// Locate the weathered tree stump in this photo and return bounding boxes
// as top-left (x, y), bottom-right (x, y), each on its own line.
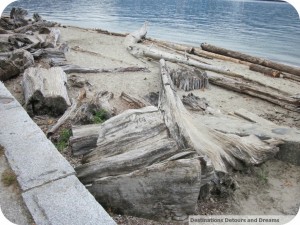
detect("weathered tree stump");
top-left (170, 68), bottom-right (209, 91)
top-left (0, 49), bottom-right (34, 81)
top-left (22, 67), bottom-right (71, 116)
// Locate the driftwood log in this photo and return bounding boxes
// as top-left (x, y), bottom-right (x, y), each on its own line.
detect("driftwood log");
top-left (201, 43), bottom-right (300, 77)
top-left (208, 73), bottom-right (300, 112)
top-left (0, 49), bottom-right (34, 81)
top-left (22, 67), bottom-right (71, 116)
top-left (126, 24), bottom-right (299, 112)
top-left (61, 65), bottom-right (150, 74)
top-left (249, 64), bottom-right (281, 78)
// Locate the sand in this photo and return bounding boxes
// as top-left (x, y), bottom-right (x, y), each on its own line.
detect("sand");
top-left (3, 25), bottom-right (300, 224)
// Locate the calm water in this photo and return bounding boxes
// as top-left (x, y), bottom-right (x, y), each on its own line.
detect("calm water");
top-left (4, 0), bottom-right (300, 66)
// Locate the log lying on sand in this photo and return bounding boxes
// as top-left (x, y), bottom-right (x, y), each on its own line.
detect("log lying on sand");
top-left (76, 106), bottom-right (201, 220)
top-left (70, 124), bottom-right (101, 156)
top-left (126, 24), bottom-right (299, 112)
top-left (201, 43), bottom-right (300, 77)
top-left (22, 67), bottom-right (71, 116)
top-left (208, 73), bottom-right (300, 112)
top-left (87, 159), bottom-right (201, 221)
top-left (249, 64), bottom-right (281, 78)
top-left (0, 49), bottom-right (34, 81)
top-left (61, 65), bottom-right (150, 74)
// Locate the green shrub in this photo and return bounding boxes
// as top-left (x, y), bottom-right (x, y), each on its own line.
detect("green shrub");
top-left (1, 169), bottom-right (17, 187)
top-left (55, 129), bottom-right (72, 152)
top-left (93, 109), bottom-right (108, 124)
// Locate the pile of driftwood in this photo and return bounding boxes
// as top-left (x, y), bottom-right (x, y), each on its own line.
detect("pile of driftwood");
top-left (2, 11), bottom-right (300, 221)
top-left (0, 8), bottom-right (150, 119)
top-left (73, 24), bottom-right (300, 221)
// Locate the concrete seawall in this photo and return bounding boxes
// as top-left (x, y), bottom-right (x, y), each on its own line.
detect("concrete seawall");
top-left (0, 81), bottom-right (116, 225)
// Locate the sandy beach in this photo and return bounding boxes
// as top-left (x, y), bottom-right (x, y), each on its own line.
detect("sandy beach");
top-left (2, 21), bottom-right (300, 224)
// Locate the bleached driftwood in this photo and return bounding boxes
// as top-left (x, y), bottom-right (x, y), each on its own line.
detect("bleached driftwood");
top-left (124, 21), bottom-right (148, 47)
top-left (72, 91), bottom-right (115, 124)
top-left (0, 49), bottom-right (34, 81)
top-left (61, 65), bottom-right (150, 74)
top-left (201, 43), bottom-right (300, 77)
top-left (47, 99), bottom-right (78, 136)
top-left (249, 64), bottom-right (281, 78)
top-left (76, 106), bottom-right (202, 220)
top-left (42, 28), bottom-right (60, 48)
top-left (87, 159), bottom-right (201, 221)
top-left (170, 68), bottom-right (209, 91)
top-left (120, 92), bottom-right (151, 108)
top-left (70, 124), bottom-right (101, 156)
top-left (22, 67), bottom-right (71, 116)
top-left (208, 73), bottom-right (300, 112)
top-left (74, 59), bottom-right (281, 222)
top-left (159, 59), bottom-right (280, 172)
top-left (182, 93), bottom-right (209, 112)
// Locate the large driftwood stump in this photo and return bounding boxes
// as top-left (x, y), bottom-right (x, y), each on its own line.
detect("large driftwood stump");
top-left (0, 49), bottom-right (34, 81)
top-left (22, 67), bottom-right (71, 116)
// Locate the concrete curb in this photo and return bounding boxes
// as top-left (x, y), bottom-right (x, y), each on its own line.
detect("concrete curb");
top-left (0, 82), bottom-right (116, 225)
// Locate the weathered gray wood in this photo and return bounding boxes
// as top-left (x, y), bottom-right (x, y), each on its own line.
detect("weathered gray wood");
top-left (124, 21), bottom-right (148, 47)
top-left (72, 91), bottom-right (115, 125)
top-left (76, 138), bottom-right (179, 184)
top-left (191, 108), bottom-right (300, 166)
top-left (159, 59), bottom-right (280, 172)
top-left (201, 43), bottom-right (300, 77)
top-left (0, 49), bottom-right (34, 81)
top-left (208, 73), bottom-right (300, 112)
top-left (42, 28), bottom-right (61, 48)
top-left (249, 64), bottom-right (281, 78)
top-left (182, 93), bottom-right (209, 112)
top-left (47, 99), bottom-right (78, 137)
top-left (82, 106), bottom-right (169, 163)
top-left (87, 159), bottom-right (201, 221)
top-left (120, 92), bottom-right (151, 108)
top-left (70, 124), bottom-right (101, 156)
top-left (32, 48), bottom-right (66, 66)
top-left (22, 67), bottom-right (71, 116)
top-left (170, 68), bottom-right (209, 91)
top-left (61, 64), bottom-right (150, 74)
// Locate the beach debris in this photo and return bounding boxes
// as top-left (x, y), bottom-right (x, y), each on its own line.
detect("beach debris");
top-left (47, 98), bottom-right (78, 137)
top-left (201, 43), bottom-right (300, 77)
top-left (249, 64), bottom-right (281, 77)
top-left (143, 92), bottom-right (159, 106)
top-left (0, 49), bottom-right (34, 81)
top-left (70, 124), bottom-right (102, 156)
top-left (74, 60), bottom-right (281, 221)
top-left (208, 73), bottom-right (300, 112)
top-left (182, 93), bottom-right (209, 112)
top-left (120, 91), bottom-right (151, 108)
top-left (22, 67), bottom-right (71, 116)
top-left (170, 68), bottom-right (209, 91)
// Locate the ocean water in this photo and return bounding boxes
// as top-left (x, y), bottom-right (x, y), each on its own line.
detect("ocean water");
top-left (4, 0), bottom-right (300, 66)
